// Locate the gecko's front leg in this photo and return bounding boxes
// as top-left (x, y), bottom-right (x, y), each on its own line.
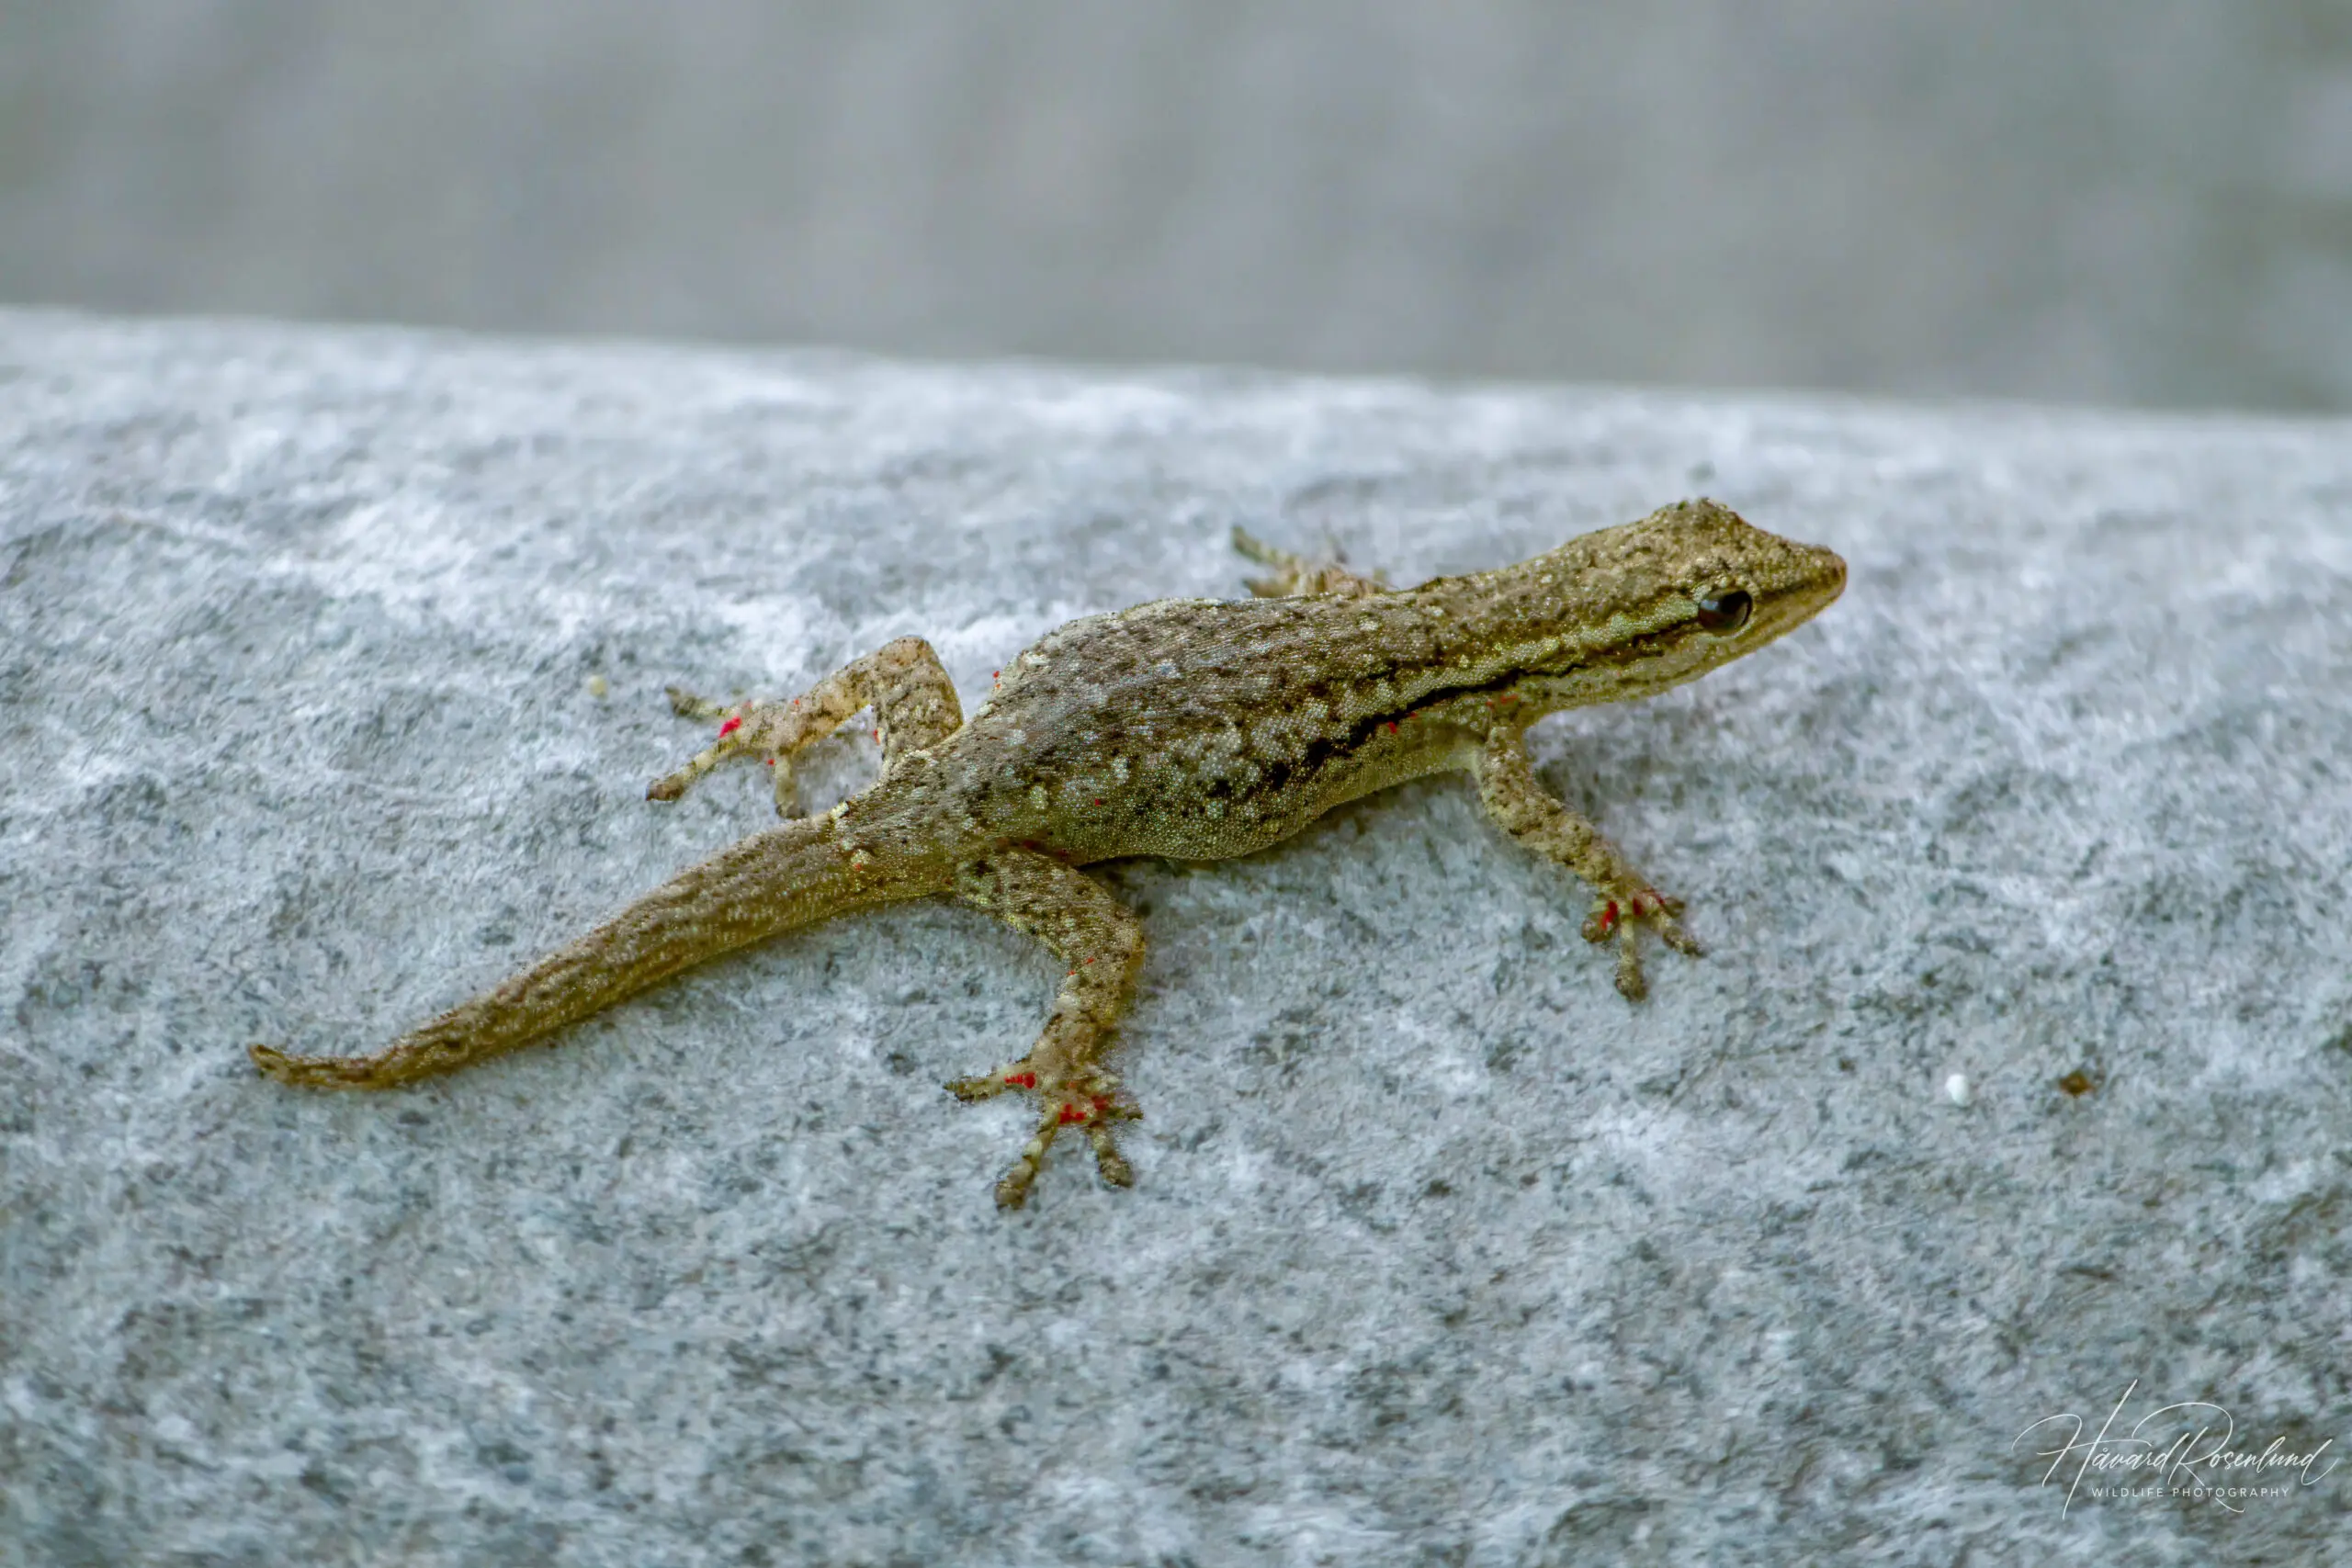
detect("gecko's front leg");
top-left (1475, 725), bottom-right (1702, 1000)
top-left (1230, 525), bottom-right (1388, 598)
top-left (944, 850), bottom-right (1147, 1209)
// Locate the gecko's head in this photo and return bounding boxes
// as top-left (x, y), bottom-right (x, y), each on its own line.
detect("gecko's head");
top-left (1499, 498), bottom-right (1845, 703)
top-left (1624, 496), bottom-right (1846, 654)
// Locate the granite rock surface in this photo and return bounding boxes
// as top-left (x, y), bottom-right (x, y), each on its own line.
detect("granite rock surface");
top-left (2, 310), bottom-right (2347, 1564)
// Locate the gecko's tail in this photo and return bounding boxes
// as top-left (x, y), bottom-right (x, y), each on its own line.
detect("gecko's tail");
top-left (251, 814), bottom-right (941, 1090)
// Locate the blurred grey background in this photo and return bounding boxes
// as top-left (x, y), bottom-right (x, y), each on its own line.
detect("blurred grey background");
top-left (4, 1), bottom-right (2350, 412)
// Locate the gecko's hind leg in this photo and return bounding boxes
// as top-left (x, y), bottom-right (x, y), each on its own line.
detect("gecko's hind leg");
top-left (1230, 525), bottom-right (1389, 599)
top-left (1475, 725), bottom-right (1701, 1002)
top-left (650, 636), bottom-right (963, 816)
top-left (943, 850), bottom-right (1147, 1210)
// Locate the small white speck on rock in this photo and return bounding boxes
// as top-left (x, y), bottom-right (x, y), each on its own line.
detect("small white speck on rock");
top-left (1943, 1072), bottom-right (1972, 1108)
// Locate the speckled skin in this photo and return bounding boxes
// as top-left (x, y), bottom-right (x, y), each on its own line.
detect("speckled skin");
top-left (254, 499), bottom-right (1845, 1208)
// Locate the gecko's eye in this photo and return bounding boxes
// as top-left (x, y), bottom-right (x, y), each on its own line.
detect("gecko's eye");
top-left (1693, 588), bottom-right (1752, 635)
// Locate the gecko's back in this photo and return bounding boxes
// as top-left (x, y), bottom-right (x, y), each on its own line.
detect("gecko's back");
top-left (918, 592), bottom-right (1477, 863)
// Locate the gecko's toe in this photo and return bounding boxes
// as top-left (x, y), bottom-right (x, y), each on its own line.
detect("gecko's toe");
top-left (944, 1061), bottom-right (1038, 1102)
top-left (1612, 934), bottom-right (1648, 1002)
top-left (994, 1167), bottom-right (1039, 1210)
top-left (1085, 1115), bottom-right (1137, 1188)
top-left (991, 1111), bottom-right (1060, 1210)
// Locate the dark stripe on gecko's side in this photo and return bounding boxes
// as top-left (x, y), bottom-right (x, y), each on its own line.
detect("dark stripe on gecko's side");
top-left (1244, 660), bottom-right (1577, 797)
top-left (1227, 621), bottom-right (1688, 804)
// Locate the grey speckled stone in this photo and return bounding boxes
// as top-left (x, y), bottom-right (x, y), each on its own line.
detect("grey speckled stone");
top-left (2, 310), bottom-right (2348, 1565)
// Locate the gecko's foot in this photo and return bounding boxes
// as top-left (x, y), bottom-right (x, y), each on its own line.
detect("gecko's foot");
top-left (1581, 888), bottom-right (1702, 1002)
top-left (648, 687), bottom-right (802, 816)
top-left (945, 1060), bottom-right (1141, 1209)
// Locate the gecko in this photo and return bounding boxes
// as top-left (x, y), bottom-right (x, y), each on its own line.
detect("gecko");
top-left (252, 499), bottom-right (1846, 1209)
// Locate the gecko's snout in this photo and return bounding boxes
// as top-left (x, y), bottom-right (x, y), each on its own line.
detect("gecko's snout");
top-left (1764, 536), bottom-right (1846, 639)
top-left (1809, 541), bottom-right (1848, 605)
